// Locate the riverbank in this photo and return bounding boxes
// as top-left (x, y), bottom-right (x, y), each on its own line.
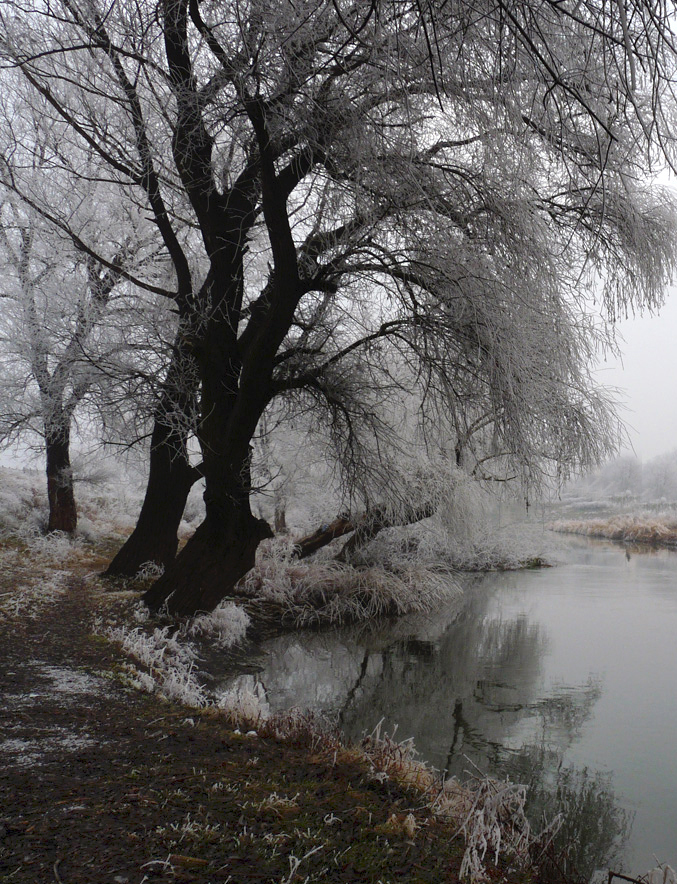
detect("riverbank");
top-left (0, 530), bottom-right (557, 884)
top-left (549, 514), bottom-right (677, 547)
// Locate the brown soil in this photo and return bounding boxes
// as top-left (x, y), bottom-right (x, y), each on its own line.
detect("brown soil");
top-left (0, 537), bottom-right (491, 884)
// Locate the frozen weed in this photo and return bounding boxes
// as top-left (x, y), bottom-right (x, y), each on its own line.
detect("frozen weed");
top-left (156, 812), bottom-right (221, 848)
top-left (104, 623), bottom-right (207, 707)
top-left (135, 561), bottom-right (165, 580)
top-left (0, 466), bottom-right (143, 545)
top-left (358, 722), bottom-right (560, 883)
top-left (0, 553), bottom-right (70, 619)
top-left (184, 601), bottom-right (250, 648)
top-left (217, 680), bottom-right (270, 728)
top-left (258, 792), bottom-right (300, 810)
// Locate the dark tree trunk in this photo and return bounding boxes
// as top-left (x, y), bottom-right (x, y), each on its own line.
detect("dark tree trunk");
top-left (45, 427), bottom-right (77, 534)
top-left (104, 337), bottom-right (201, 577)
top-left (104, 428), bottom-right (199, 577)
top-left (139, 21), bottom-right (303, 617)
top-left (143, 503), bottom-right (272, 616)
top-left (293, 516), bottom-right (355, 559)
top-left (141, 299), bottom-right (274, 616)
top-left (274, 500), bottom-right (287, 534)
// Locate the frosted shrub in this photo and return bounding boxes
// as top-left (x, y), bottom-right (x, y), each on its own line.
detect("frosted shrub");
top-left (646, 864), bottom-right (677, 884)
top-left (358, 721), bottom-right (558, 882)
top-left (0, 466), bottom-right (144, 546)
top-left (454, 778), bottom-right (532, 881)
top-left (447, 521), bottom-right (556, 571)
top-left (0, 469), bottom-right (49, 535)
top-left (185, 601), bottom-right (250, 648)
top-left (239, 553), bottom-right (458, 627)
top-left (0, 566), bottom-right (69, 619)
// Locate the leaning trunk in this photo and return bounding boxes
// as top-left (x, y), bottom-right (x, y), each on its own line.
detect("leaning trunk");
top-left (45, 426), bottom-right (77, 534)
top-left (104, 427), bottom-right (198, 577)
top-left (142, 500), bottom-right (272, 616)
top-left (105, 339), bottom-right (200, 577)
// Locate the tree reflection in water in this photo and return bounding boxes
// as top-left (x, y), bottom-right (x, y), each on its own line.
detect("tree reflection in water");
top-left (214, 576), bottom-right (631, 878)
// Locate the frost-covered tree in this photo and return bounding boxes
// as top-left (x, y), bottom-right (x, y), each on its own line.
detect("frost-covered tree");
top-left (2, 0), bottom-right (676, 614)
top-left (0, 187), bottom-right (128, 533)
top-left (0, 77), bottom-right (202, 566)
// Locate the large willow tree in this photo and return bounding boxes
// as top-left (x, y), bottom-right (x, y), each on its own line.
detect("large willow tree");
top-left (1, 0), bottom-right (676, 614)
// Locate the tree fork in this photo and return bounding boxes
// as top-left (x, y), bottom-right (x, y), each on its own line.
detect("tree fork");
top-left (142, 508), bottom-right (272, 616)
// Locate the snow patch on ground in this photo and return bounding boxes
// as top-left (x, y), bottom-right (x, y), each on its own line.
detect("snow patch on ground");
top-left (39, 665), bottom-right (109, 697)
top-left (0, 729), bottom-right (97, 768)
top-left (1, 662), bottom-right (110, 710)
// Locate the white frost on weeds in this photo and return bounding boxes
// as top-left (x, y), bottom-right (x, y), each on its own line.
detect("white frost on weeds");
top-left (101, 601), bottom-right (250, 709)
top-left (550, 514), bottom-right (677, 546)
top-left (185, 601), bottom-right (250, 648)
top-left (646, 864), bottom-right (677, 884)
top-left (0, 466), bottom-right (146, 548)
top-left (104, 624), bottom-right (208, 708)
top-left (135, 561), bottom-right (165, 580)
top-left (454, 778), bottom-right (532, 881)
top-left (216, 677), bottom-right (270, 727)
top-left (0, 561), bottom-right (69, 619)
top-left (241, 544), bottom-right (459, 627)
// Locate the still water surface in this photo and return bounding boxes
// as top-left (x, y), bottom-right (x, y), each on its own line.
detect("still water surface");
top-left (218, 535), bottom-right (677, 876)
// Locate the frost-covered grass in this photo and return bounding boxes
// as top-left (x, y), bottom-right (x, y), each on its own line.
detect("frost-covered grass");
top-left (0, 556), bottom-right (70, 619)
top-left (101, 598), bottom-right (555, 883)
top-left (104, 622), bottom-right (209, 706)
top-left (550, 513), bottom-right (677, 546)
top-left (237, 537), bottom-right (460, 627)
top-left (0, 465), bottom-right (566, 883)
top-left (0, 465), bottom-right (137, 542)
top-left (355, 717), bottom-right (560, 880)
top-left (0, 530), bottom-right (78, 619)
top-left (102, 599), bottom-right (251, 706)
top-left (0, 467), bottom-right (138, 618)
top-left (186, 602), bottom-right (251, 648)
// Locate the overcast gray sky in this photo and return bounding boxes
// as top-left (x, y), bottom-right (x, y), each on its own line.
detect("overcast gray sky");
top-left (596, 285), bottom-right (677, 461)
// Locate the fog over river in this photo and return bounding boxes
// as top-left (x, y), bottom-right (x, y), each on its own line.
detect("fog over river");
top-left (217, 535), bottom-right (677, 878)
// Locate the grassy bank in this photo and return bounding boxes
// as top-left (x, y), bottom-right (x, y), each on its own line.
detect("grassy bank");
top-left (0, 512), bottom-right (562, 883)
top-left (549, 514), bottom-right (677, 547)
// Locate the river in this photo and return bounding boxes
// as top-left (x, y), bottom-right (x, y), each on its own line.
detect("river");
top-left (215, 534), bottom-right (677, 878)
